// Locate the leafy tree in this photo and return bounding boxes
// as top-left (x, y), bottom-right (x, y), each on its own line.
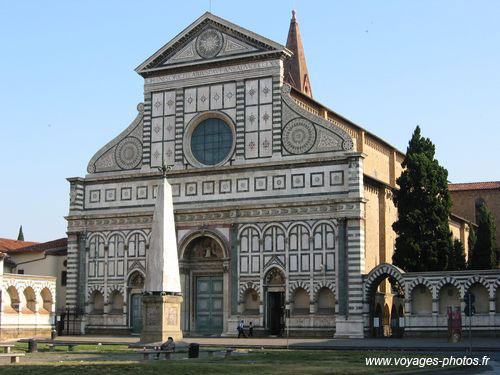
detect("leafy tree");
top-left (392, 126), bottom-right (453, 272)
top-left (17, 225), bottom-right (24, 241)
top-left (447, 239), bottom-right (466, 271)
top-left (469, 205), bottom-right (497, 269)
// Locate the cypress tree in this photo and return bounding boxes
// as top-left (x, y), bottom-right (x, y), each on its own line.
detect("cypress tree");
top-left (449, 239), bottom-right (466, 271)
top-left (17, 225), bottom-right (24, 241)
top-left (392, 126), bottom-right (453, 272)
top-left (470, 205), bottom-right (497, 269)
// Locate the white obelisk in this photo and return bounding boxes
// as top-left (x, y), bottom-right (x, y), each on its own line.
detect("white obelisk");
top-left (145, 168), bottom-right (181, 293)
top-left (141, 164), bottom-right (183, 343)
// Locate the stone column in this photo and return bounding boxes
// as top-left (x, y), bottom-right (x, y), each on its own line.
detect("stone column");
top-left (223, 260), bottom-right (230, 334)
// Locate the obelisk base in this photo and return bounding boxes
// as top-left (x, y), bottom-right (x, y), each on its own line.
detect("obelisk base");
top-left (141, 294), bottom-right (183, 343)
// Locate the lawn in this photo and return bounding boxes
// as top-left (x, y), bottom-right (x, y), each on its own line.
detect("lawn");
top-left (0, 346), bottom-right (459, 375)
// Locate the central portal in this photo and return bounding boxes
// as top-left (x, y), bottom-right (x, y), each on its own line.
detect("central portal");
top-left (195, 276), bottom-right (223, 334)
top-left (180, 234), bottom-right (228, 335)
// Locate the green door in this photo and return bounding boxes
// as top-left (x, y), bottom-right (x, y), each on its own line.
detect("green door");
top-left (130, 294), bottom-right (142, 334)
top-left (195, 276), bottom-right (223, 334)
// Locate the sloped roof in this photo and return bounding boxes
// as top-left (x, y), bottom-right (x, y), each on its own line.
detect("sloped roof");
top-left (449, 181), bottom-right (500, 192)
top-left (5, 238), bottom-right (67, 254)
top-left (0, 238), bottom-right (38, 252)
top-left (136, 12), bottom-right (289, 75)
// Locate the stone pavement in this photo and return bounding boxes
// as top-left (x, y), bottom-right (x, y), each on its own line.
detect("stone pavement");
top-left (20, 335), bottom-right (500, 352)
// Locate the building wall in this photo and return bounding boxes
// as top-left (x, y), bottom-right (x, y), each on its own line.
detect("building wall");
top-left (450, 189), bottom-right (500, 243)
top-left (7, 252), bottom-right (67, 313)
top-left (0, 273), bottom-right (56, 340)
top-left (364, 184), bottom-right (380, 272)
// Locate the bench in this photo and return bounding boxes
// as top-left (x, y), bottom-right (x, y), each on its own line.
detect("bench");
top-left (142, 350), bottom-right (174, 360)
top-left (0, 344), bottom-right (15, 354)
top-left (0, 352), bottom-right (25, 364)
top-left (47, 343), bottom-right (77, 352)
top-left (204, 348), bottom-right (233, 358)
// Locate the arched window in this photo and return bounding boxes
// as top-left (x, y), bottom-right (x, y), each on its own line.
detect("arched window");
top-left (291, 287), bottom-right (309, 315)
top-left (475, 198), bottom-right (486, 223)
top-left (240, 227), bottom-right (260, 254)
top-left (312, 223), bottom-right (335, 251)
top-left (128, 233), bottom-right (147, 258)
top-left (263, 226), bottom-right (285, 252)
top-left (411, 285), bottom-right (432, 315)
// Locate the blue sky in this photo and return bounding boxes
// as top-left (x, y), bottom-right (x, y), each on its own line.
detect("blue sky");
top-left (1, 1), bottom-right (499, 242)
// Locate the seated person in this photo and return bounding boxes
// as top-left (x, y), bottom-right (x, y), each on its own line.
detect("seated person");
top-left (160, 337), bottom-right (175, 351)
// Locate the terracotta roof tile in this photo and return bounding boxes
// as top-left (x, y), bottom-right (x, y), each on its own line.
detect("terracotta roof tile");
top-left (6, 238), bottom-right (67, 254)
top-left (0, 238), bottom-right (38, 252)
top-left (448, 181), bottom-right (500, 192)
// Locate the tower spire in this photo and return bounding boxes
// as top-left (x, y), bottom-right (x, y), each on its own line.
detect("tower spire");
top-left (284, 10), bottom-right (313, 97)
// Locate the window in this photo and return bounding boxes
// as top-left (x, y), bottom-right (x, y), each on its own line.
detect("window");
top-left (17, 269), bottom-right (24, 274)
top-left (475, 198), bottom-right (486, 223)
top-left (190, 118), bottom-right (233, 165)
top-left (61, 271), bottom-right (67, 286)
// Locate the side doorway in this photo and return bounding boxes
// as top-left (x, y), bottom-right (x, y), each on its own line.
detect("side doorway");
top-left (267, 291), bottom-right (284, 336)
top-left (130, 294), bottom-right (142, 334)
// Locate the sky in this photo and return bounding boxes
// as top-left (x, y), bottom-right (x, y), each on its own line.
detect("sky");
top-left (0, 1), bottom-right (499, 242)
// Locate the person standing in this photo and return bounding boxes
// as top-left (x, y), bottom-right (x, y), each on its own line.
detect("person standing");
top-left (248, 321), bottom-right (253, 337)
top-left (238, 320), bottom-right (247, 338)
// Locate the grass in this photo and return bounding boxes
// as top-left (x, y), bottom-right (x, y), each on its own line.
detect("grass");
top-left (0, 347), bottom-right (459, 374)
top-left (13, 343), bottom-right (134, 353)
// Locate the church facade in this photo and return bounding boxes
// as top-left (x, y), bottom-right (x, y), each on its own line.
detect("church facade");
top-left (66, 12), bottom-right (489, 338)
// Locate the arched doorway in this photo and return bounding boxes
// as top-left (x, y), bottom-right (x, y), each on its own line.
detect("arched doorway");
top-left (365, 264), bottom-right (405, 338)
top-left (127, 271), bottom-right (144, 334)
top-left (180, 233), bottom-right (227, 335)
top-left (264, 267), bottom-right (285, 336)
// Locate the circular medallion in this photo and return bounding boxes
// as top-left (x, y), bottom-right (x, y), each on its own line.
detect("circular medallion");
top-left (282, 118), bottom-right (316, 154)
top-left (196, 28), bottom-right (223, 59)
top-left (342, 138), bottom-right (354, 151)
top-left (115, 137), bottom-right (142, 170)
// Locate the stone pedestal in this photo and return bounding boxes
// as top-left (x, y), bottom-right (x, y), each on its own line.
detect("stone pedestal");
top-left (141, 294), bottom-right (183, 343)
top-left (334, 316), bottom-right (364, 338)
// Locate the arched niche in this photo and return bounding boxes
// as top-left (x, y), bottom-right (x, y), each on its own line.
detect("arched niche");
top-left (40, 288), bottom-right (53, 314)
top-left (90, 290), bottom-right (104, 314)
top-left (291, 287), bottom-right (309, 315)
top-left (316, 287), bottom-right (335, 315)
top-left (411, 285), bottom-right (432, 315)
top-left (439, 284), bottom-right (460, 314)
top-left (243, 288), bottom-right (259, 315)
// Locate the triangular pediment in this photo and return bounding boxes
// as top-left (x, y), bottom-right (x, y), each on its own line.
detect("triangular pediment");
top-left (136, 12), bottom-right (289, 74)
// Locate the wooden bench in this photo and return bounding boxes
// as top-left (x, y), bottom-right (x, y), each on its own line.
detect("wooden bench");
top-left (0, 352), bottom-right (25, 364)
top-left (142, 350), bottom-right (174, 360)
top-left (0, 344), bottom-right (15, 354)
top-left (47, 343), bottom-right (77, 352)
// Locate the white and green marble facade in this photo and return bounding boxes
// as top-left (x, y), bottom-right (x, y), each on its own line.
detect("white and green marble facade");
top-left (65, 12), bottom-right (365, 337)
